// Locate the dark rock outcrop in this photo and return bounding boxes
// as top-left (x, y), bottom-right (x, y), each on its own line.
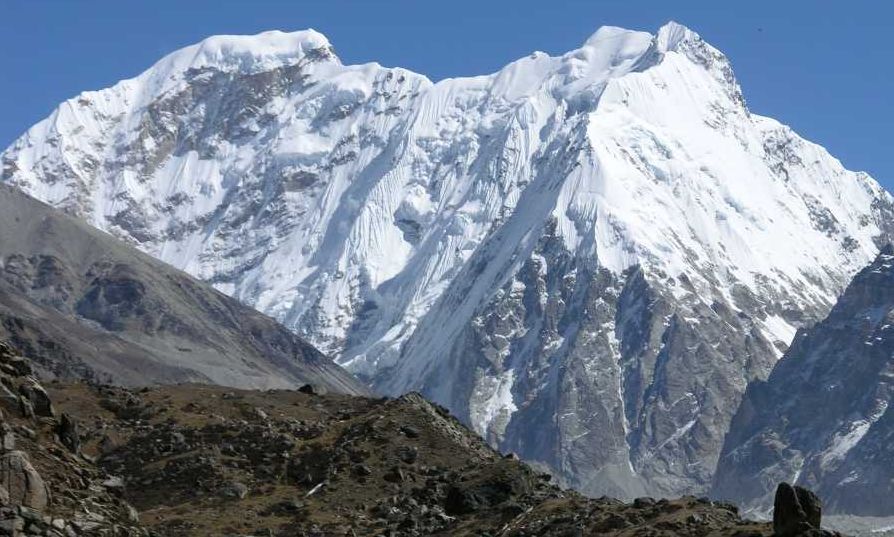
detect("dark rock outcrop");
top-left (773, 482), bottom-right (822, 536)
top-left (55, 413), bottom-right (80, 454)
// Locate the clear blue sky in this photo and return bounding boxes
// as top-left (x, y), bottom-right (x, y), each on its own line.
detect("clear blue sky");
top-left (2, 1), bottom-right (891, 188)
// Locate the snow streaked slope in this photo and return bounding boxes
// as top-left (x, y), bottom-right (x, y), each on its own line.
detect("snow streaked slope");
top-left (714, 247), bottom-right (894, 516)
top-left (3, 22), bottom-right (892, 497)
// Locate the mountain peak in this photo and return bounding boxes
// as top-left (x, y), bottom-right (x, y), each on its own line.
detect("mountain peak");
top-left (582, 25), bottom-right (651, 46)
top-left (655, 21), bottom-right (701, 52)
top-left (581, 21), bottom-right (699, 55)
top-left (158, 28), bottom-right (337, 75)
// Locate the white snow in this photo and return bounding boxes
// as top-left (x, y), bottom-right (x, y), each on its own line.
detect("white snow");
top-left (763, 314), bottom-right (798, 353)
top-left (821, 400), bottom-right (889, 468)
top-left (2, 21), bottom-right (890, 415)
top-left (469, 369), bottom-right (519, 441)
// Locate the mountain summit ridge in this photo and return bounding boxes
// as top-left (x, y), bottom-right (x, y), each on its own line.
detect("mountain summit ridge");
top-left (3, 22), bottom-right (892, 499)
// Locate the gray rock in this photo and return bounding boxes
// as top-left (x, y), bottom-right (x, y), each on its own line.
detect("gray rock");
top-left (19, 381), bottom-right (53, 418)
top-left (353, 464), bottom-right (373, 477)
top-left (399, 426), bottom-right (420, 439)
top-left (1, 430), bottom-right (14, 452)
top-left (101, 476), bottom-right (125, 490)
top-left (0, 516), bottom-right (23, 534)
top-left (17, 397), bottom-right (33, 420)
top-left (715, 248), bottom-right (894, 516)
top-left (124, 504), bottom-right (140, 524)
top-left (0, 451), bottom-right (48, 510)
top-left (219, 481), bottom-right (248, 499)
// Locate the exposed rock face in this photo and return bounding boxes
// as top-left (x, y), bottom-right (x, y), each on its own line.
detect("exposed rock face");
top-left (714, 248), bottom-right (894, 516)
top-left (19, 380), bottom-right (54, 418)
top-left (0, 451), bottom-right (48, 510)
top-left (0, 184), bottom-right (365, 394)
top-left (0, 340), bottom-right (148, 535)
top-left (5, 23), bottom-right (893, 497)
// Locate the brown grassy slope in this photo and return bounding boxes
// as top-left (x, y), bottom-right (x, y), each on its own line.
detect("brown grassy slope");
top-left (47, 381), bottom-right (775, 537)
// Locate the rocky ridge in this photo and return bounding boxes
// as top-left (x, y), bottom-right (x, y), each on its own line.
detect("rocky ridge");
top-left (0, 340), bottom-right (146, 536)
top-left (0, 337), bottom-right (843, 536)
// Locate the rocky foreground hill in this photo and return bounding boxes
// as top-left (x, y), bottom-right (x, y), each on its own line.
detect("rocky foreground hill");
top-left (0, 339), bottom-right (842, 536)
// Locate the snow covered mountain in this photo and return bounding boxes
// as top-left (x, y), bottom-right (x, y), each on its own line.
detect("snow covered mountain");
top-left (714, 247), bottom-right (894, 516)
top-left (3, 21), bottom-right (892, 497)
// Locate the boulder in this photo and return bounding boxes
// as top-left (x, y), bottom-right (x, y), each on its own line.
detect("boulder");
top-left (400, 425), bottom-right (420, 439)
top-left (0, 343), bottom-right (32, 377)
top-left (55, 413), bottom-right (80, 454)
top-left (445, 485), bottom-right (486, 515)
top-left (1, 427), bottom-right (15, 452)
top-left (219, 481), bottom-right (248, 499)
top-left (19, 381), bottom-right (54, 418)
top-left (397, 446), bottom-right (418, 464)
top-left (17, 396), bottom-right (34, 419)
top-left (773, 482), bottom-right (822, 536)
top-left (0, 451), bottom-right (49, 510)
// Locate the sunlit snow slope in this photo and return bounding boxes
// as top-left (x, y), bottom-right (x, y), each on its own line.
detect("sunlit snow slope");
top-left (3, 22), bottom-right (893, 497)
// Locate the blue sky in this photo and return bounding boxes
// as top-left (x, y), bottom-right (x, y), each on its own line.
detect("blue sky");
top-left (2, 1), bottom-right (891, 188)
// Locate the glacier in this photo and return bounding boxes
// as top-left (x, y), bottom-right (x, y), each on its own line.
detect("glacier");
top-left (3, 21), bottom-right (892, 497)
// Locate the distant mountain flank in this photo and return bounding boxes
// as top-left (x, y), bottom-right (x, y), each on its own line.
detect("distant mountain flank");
top-left (714, 247), bottom-right (894, 516)
top-left (0, 183), bottom-right (364, 394)
top-left (3, 21), bottom-right (893, 499)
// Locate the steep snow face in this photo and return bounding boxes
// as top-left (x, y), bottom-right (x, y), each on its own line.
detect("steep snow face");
top-left (3, 22), bottom-right (893, 497)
